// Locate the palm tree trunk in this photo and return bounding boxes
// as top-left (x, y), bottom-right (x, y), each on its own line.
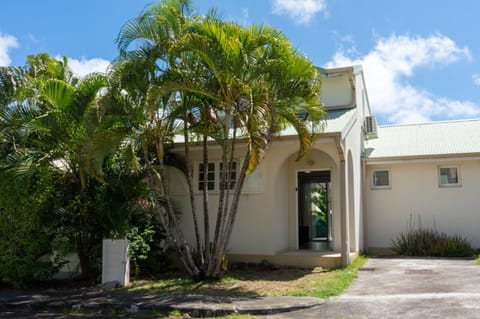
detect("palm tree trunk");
top-left (77, 236), bottom-right (95, 282)
top-left (208, 135), bottom-right (229, 275)
top-left (143, 141), bottom-right (200, 279)
top-left (183, 119), bottom-right (204, 267)
top-left (202, 133), bottom-right (210, 263)
top-left (212, 151), bottom-right (250, 277)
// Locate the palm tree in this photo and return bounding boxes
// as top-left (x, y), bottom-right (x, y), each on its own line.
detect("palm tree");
top-left (115, 0), bottom-right (325, 279)
top-left (176, 18), bottom-right (325, 278)
top-left (0, 54), bottom-right (128, 280)
top-left (115, 0), bottom-right (206, 279)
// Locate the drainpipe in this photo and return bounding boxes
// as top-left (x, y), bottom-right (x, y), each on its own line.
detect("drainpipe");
top-left (335, 136), bottom-right (350, 266)
top-left (362, 159), bottom-right (368, 254)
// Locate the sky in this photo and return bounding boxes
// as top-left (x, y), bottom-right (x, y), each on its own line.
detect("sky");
top-left (1, 0), bottom-right (480, 125)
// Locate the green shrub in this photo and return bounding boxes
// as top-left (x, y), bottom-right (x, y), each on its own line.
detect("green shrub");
top-left (0, 169), bottom-right (62, 287)
top-left (392, 227), bottom-right (474, 257)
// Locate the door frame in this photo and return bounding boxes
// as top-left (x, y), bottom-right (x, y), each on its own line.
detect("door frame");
top-left (296, 169), bottom-right (332, 250)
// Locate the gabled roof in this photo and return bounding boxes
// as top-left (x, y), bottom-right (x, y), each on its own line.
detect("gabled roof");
top-left (364, 119), bottom-right (480, 159)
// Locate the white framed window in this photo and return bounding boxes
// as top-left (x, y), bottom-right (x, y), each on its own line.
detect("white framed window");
top-left (198, 162), bottom-right (216, 191)
top-left (197, 161), bottom-right (238, 192)
top-left (438, 166), bottom-right (460, 187)
top-left (220, 161), bottom-right (237, 190)
top-left (372, 170), bottom-right (390, 189)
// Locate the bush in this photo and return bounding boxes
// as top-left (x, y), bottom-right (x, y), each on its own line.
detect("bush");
top-left (0, 169), bottom-right (62, 287)
top-left (392, 227), bottom-right (474, 257)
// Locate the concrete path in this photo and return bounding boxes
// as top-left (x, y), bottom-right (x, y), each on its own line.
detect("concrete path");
top-left (263, 257), bottom-right (480, 319)
top-left (0, 289), bottom-right (322, 318)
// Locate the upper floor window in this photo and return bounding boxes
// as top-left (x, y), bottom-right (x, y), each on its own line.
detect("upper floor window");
top-left (372, 170), bottom-right (390, 189)
top-left (439, 166), bottom-right (460, 187)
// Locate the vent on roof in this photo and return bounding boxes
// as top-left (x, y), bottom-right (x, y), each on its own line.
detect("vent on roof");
top-left (364, 116), bottom-right (378, 139)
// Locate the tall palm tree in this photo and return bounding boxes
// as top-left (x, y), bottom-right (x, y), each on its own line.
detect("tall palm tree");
top-left (176, 18), bottom-right (325, 277)
top-left (115, 0), bottom-right (205, 279)
top-left (116, 0), bottom-right (325, 279)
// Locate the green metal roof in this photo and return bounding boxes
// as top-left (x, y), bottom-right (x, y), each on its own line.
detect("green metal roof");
top-left (364, 119), bottom-right (480, 159)
top-left (172, 107), bottom-right (357, 144)
top-left (278, 107), bottom-right (357, 137)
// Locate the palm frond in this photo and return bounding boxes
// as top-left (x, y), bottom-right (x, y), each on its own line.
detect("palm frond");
top-left (41, 79), bottom-right (75, 111)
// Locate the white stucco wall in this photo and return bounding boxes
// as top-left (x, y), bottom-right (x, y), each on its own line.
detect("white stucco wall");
top-left (366, 159), bottom-right (480, 249)
top-left (169, 145), bottom-right (278, 255)
top-left (321, 75), bottom-right (353, 107)
top-left (169, 137), bottom-right (347, 256)
top-left (342, 121), bottom-right (364, 253)
top-left (335, 70), bottom-right (369, 253)
top-left (169, 68), bottom-right (371, 259)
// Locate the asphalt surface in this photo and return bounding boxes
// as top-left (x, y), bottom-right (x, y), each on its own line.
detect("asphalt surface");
top-left (263, 257), bottom-right (480, 319)
top-left (0, 288), bottom-right (322, 318)
top-left (2, 257), bottom-right (480, 318)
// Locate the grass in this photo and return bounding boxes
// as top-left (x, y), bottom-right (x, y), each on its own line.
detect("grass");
top-left (128, 255), bottom-right (368, 298)
top-left (284, 255), bottom-right (368, 297)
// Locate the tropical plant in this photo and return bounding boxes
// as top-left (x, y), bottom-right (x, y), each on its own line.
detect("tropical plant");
top-left (392, 227), bottom-right (474, 257)
top-left (0, 54), bottom-right (132, 280)
top-left (115, 0), bottom-right (325, 280)
top-left (0, 168), bottom-right (61, 287)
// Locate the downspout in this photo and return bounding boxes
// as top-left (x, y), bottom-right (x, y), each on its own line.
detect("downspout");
top-left (362, 158), bottom-right (368, 254)
top-left (335, 136), bottom-right (350, 266)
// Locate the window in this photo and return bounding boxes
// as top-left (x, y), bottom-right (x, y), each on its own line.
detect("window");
top-left (198, 161), bottom-right (237, 191)
top-left (372, 170), bottom-right (390, 189)
top-left (198, 162), bottom-right (215, 191)
top-left (220, 161), bottom-right (237, 190)
top-left (439, 166), bottom-right (460, 187)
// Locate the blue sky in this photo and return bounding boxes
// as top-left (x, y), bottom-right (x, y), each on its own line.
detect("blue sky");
top-left (1, 0), bottom-right (480, 125)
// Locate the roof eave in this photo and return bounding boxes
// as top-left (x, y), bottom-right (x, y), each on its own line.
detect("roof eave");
top-left (364, 152), bottom-right (480, 164)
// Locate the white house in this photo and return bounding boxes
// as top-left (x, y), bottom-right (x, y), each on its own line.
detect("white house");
top-left (364, 119), bottom-right (480, 254)
top-left (169, 65), bottom-right (480, 268)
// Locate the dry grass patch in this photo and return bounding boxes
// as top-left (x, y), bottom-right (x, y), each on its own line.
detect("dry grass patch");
top-left (129, 256), bottom-right (368, 298)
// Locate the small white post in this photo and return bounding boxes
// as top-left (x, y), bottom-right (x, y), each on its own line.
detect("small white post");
top-left (102, 239), bottom-right (130, 287)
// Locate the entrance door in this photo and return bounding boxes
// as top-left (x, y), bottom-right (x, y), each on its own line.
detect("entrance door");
top-left (298, 171), bottom-right (331, 250)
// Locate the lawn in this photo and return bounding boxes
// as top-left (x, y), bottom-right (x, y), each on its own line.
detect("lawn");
top-left (128, 255), bottom-right (368, 299)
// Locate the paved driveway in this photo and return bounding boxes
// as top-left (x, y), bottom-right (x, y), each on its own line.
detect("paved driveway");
top-left (264, 257), bottom-right (480, 319)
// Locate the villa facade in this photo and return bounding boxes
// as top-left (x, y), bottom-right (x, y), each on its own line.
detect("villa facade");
top-left (168, 65), bottom-right (480, 268)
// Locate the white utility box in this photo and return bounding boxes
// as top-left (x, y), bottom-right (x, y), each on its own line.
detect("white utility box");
top-left (102, 239), bottom-right (130, 287)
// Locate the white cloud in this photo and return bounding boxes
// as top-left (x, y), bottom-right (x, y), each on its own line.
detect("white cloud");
top-left (326, 33), bottom-right (478, 124)
top-left (272, 0), bottom-right (327, 25)
top-left (472, 74), bottom-right (480, 86)
top-left (66, 57), bottom-right (110, 77)
top-left (0, 33), bottom-right (19, 66)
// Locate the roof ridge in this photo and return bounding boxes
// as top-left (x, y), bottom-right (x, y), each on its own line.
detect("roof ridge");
top-left (379, 117), bottom-right (480, 128)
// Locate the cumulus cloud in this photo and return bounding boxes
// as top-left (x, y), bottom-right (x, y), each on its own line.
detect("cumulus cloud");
top-left (66, 57), bottom-right (110, 77)
top-left (472, 74), bottom-right (480, 86)
top-left (0, 33), bottom-right (19, 66)
top-left (326, 33), bottom-right (478, 124)
top-left (272, 0), bottom-right (327, 25)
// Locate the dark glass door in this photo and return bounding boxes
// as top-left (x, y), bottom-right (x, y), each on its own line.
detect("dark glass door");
top-left (298, 171), bottom-right (331, 250)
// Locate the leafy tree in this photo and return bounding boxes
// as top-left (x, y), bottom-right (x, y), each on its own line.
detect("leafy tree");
top-left (0, 54), bottom-right (131, 280)
top-left (116, 0), bottom-right (325, 280)
top-left (0, 168), bottom-right (60, 287)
